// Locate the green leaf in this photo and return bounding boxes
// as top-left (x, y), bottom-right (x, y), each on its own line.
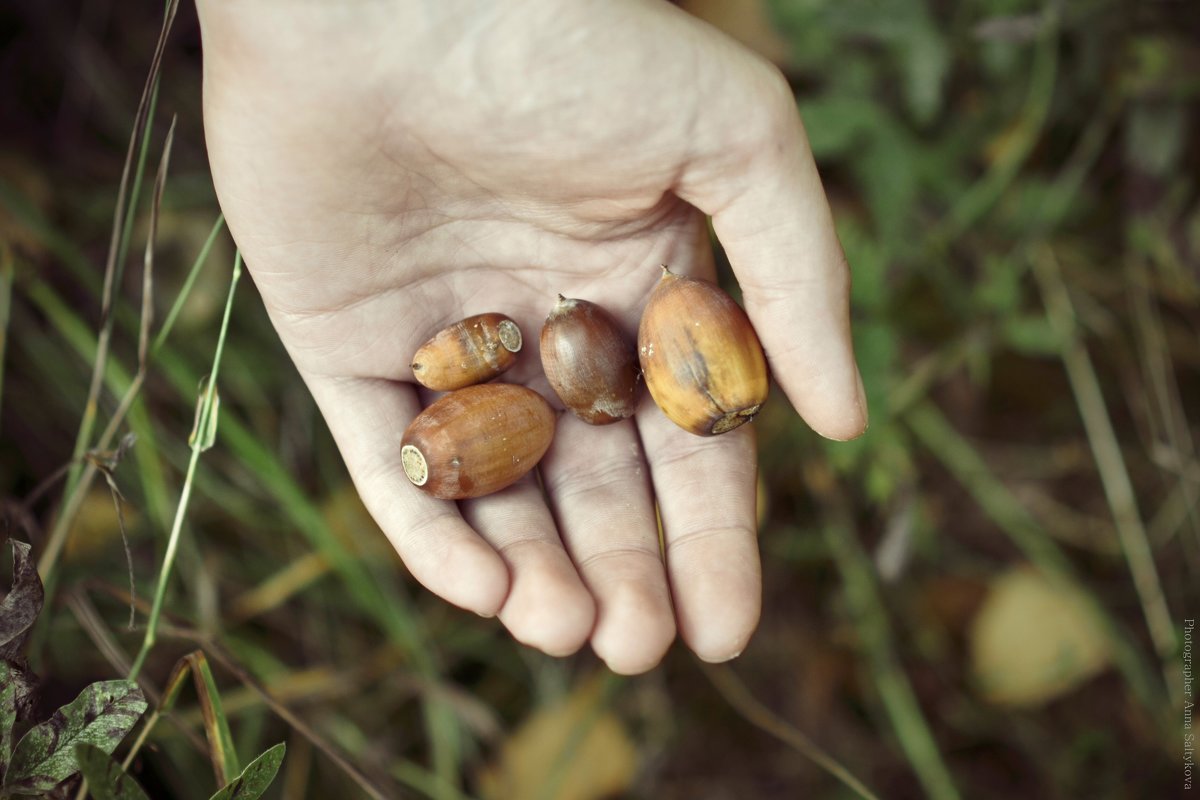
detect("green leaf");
top-left (839, 218), bottom-right (887, 312)
top-left (897, 21), bottom-right (949, 124)
top-left (73, 744), bottom-right (150, 800)
top-left (0, 660), bottom-right (37, 782)
top-left (1002, 315), bottom-right (1061, 356)
top-left (3, 680), bottom-right (146, 795)
top-left (854, 124), bottom-right (920, 249)
top-left (0, 661), bottom-right (14, 782)
top-left (0, 540), bottom-right (44, 659)
top-left (975, 255), bottom-right (1021, 314)
top-left (763, 0), bottom-right (838, 70)
top-left (207, 742), bottom-right (285, 800)
top-left (796, 96), bottom-right (882, 159)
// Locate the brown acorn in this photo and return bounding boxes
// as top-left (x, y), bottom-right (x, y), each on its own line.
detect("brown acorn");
top-left (410, 313), bottom-right (522, 391)
top-left (637, 266), bottom-right (768, 436)
top-left (400, 383), bottom-right (556, 499)
top-left (540, 295), bottom-right (640, 425)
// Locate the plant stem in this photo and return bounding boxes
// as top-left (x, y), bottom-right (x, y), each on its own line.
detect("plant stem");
top-left (702, 662), bottom-right (881, 800)
top-left (129, 251), bottom-right (242, 681)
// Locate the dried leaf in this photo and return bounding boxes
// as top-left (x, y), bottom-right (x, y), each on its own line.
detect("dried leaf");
top-left (3, 680), bottom-right (146, 795)
top-left (85, 433), bottom-right (138, 474)
top-left (206, 742), bottom-right (285, 800)
top-left (969, 566), bottom-right (1110, 707)
top-left (0, 540), bottom-right (43, 659)
top-left (478, 675), bottom-right (636, 800)
top-left (74, 743), bottom-right (150, 800)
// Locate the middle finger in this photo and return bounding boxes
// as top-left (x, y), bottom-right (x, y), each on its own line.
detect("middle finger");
top-left (540, 414), bottom-right (675, 674)
top-left (460, 475), bottom-right (596, 656)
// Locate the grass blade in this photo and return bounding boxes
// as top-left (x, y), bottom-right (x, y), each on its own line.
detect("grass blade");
top-left (119, 650), bottom-right (209, 772)
top-left (1031, 247), bottom-right (1178, 704)
top-left (173, 635), bottom-right (393, 800)
top-left (128, 251), bottom-right (242, 680)
top-left (153, 214), bottom-right (226, 356)
top-left (805, 462), bottom-right (961, 800)
top-left (26, 254), bottom-right (463, 786)
top-left (188, 652), bottom-right (240, 785)
top-left (41, 0), bottom-right (180, 582)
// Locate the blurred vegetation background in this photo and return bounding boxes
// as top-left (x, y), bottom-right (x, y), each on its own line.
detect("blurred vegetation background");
top-left (1, 0), bottom-right (1198, 797)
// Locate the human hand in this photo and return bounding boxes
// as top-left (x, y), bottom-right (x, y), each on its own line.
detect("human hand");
top-left (196, 0), bottom-right (866, 673)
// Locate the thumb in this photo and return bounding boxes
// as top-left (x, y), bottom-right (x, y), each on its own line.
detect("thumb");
top-left (677, 64), bottom-right (867, 442)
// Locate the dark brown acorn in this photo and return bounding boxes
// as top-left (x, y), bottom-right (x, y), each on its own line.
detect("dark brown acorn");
top-left (400, 383), bottom-right (555, 499)
top-left (410, 313), bottom-right (522, 391)
top-left (637, 266), bottom-right (768, 436)
top-left (540, 295), bottom-right (640, 424)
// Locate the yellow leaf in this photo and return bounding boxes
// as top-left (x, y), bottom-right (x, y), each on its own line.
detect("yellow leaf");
top-left (477, 675), bottom-right (637, 800)
top-left (969, 566), bottom-right (1110, 707)
top-left (63, 487), bottom-right (138, 562)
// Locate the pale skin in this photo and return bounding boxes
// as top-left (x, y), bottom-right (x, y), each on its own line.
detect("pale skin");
top-left (196, 0), bottom-right (867, 674)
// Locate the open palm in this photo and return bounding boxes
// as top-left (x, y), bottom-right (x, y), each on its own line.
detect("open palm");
top-left (197, 0), bottom-right (866, 673)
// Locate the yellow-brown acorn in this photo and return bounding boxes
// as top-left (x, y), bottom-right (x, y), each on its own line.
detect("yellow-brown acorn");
top-left (540, 295), bottom-right (640, 425)
top-left (637, 266), bottom-right (768, 436)
top-left (400, 383), bottom-right (555, 499)
top-left (410, 313), bottom-right (522, 391)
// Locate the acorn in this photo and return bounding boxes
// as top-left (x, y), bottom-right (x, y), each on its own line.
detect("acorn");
top-left (400, 383), bottom-right (556, 500)
top-left (637, 266), bottom-right (768, 436)
top-left (540, 295), bottom-right (640, 425)
top-left (410, 313), bottom-right (522, 391)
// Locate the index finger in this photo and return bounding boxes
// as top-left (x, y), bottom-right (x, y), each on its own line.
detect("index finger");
top-left (304, 373), bottom-right (511, 616)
